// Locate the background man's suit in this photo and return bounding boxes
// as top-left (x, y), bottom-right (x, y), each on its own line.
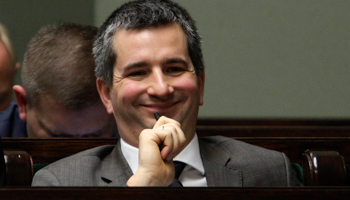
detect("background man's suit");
top-left (32, 136), bottom-right (302, 186)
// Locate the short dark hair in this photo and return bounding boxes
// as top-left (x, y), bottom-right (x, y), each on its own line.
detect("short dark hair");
top-left (22, 23), bottom-right (100, 110)
top-left (93, 0), bottom-right (204, 86)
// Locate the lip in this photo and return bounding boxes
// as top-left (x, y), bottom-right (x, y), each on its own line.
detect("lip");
top-left (142, 101), bottom-right (179, 112)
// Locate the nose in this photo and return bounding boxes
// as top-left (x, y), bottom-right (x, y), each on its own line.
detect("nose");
top-left (147, 68), bottom-right (174, 97)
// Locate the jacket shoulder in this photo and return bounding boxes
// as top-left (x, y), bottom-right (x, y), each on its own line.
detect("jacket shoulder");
top-left (32, 145), bottom-right (116, 186)
top-left (199, 136), bottom-right (302, 186)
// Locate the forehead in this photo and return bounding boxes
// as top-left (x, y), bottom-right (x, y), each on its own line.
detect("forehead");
top-left (112, 23), bottom-right (189, 67)
top-left (114, 23), bottom-right (186, 46)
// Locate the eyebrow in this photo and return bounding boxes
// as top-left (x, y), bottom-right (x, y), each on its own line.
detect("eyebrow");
top-left (81, 127), bottom-right (107, 137)
top-left (38, 119), bottom-right (63, 137)
top-left (161, 57), bottom-right (189, 67)
top-left (123, 61), bottom-right (150, 72)
top-left (123, 57), bottom-right (189, 72)
top-left (38, 120), bottom-right (106, 137)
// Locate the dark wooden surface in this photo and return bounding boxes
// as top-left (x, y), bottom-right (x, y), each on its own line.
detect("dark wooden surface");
top-left (2, 138), bottom-right (116, 164)
top-left (196, 126), bottom-right (350, 137)
top-left (302, 150), bottom-right (347, 186)
top-left (245, 137), bottom-right (350, 164)
top-left (0, 187), bottom-right (350, 200)
top-left (196, 118), bottom-right (350, 126)
top-left (2, 137), bottom-right (350, 165)
top-left (3, 150), bottom-right (33, 186)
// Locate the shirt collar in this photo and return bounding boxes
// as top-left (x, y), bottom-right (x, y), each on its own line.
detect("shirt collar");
top-left (120, 138), bottom-right (139, 174)
top-left (121, 133), bottom-right (205, 175)
top-left (173, 134), bottom-right (205, 175)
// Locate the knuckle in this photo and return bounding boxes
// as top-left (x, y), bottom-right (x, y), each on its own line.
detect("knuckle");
top-left (180, 136), bottom-right (186, 144)
top-left (169, 126), bottom-right (176, 133)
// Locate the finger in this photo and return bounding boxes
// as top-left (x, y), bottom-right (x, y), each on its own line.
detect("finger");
top-left (161, 132), bottom-right (174, 161)
top-left (157, 126), bottom-right (185, 161)
top-left (153, 116), bottom-right (181, 129)
top-left (168, 124), bottom-right (186, 153)
top-left (138, 129), bottom-right (163, 158)
top-left (154, 128), bottom-right (174, 161)
top-left (153, 116), bottom-right (186, 160)
top-left (155, 117), bottom-right (185, 149)
top-left (165, 126), bottom-right (179, 161)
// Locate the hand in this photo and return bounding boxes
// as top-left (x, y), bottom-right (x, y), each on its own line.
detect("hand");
top-left (127, 116), bottom-right (186, 186)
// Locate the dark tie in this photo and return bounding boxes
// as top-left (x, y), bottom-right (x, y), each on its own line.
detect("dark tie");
top-left (169, 161), bottom-right (186, 187)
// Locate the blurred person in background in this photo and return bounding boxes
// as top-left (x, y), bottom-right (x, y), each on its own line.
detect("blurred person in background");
top-left (11, 23), bottom-right (118, 138)
top-left (0, 23), bottom-right (25, 137)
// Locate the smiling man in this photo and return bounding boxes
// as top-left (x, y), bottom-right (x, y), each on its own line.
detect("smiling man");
top-left (97, 22), bottom-right (204, 186)
top-left (32, 0), bottom-right (302, 187)
top-left (99, 22), bottom-right (203, 148)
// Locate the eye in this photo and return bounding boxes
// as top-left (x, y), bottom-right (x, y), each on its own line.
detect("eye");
top-left (166, 66), bottom-right (186, 73)
top-left (127, 70), bottom-right (147, 77)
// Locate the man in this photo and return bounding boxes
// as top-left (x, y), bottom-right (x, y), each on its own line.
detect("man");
top-left (12, 23), bottom-right (118, 137)
top-left (0, 23), bottom-right (26, 137)
top-left (32, 0), bottom-right (302, 186)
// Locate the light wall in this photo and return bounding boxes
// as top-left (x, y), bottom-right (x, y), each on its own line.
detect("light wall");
top-left (95, 0), bottom-right (350, 118)
top-left (2, 1), bottom-right (349, 118)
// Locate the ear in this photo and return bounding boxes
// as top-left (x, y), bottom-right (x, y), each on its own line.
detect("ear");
top-left (96, 78), bottom-right (114, 114)
top-left (197, 71), bottom-right (205, 106)
top-left (13, 85), bottom-right (28, 121)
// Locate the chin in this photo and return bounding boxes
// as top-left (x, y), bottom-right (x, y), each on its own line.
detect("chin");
top-left (143, 119), bottom-right (157, 129)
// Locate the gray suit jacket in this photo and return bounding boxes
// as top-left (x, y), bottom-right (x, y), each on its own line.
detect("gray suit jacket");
top-left (32, 136), bottom-right (302, 187)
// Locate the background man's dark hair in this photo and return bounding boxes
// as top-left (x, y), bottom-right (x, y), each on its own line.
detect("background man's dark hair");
top-left (93, 0), bottom-right (204, 86)
top-left (22, 23), bottom-right (100, 110)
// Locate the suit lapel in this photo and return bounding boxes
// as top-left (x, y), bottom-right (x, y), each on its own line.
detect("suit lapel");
top-left (100, 140), bottom-right (133, 186)
top-left (199, 138), bottom-right (242, 187)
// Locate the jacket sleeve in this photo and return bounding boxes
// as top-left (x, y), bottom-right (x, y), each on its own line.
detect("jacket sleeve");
top-left (32, 168), bottom-right (61, 186)
top-left (282, 153), bottom-right (304, 186)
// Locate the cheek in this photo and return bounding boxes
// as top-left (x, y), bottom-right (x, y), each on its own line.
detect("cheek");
top-left (113, 81), bottom-right (144, 105)
top-left (175, 75), bottom-right (199, 92)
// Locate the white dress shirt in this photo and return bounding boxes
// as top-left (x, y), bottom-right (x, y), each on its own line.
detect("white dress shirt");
top-left (121, 133), bottom-right (207, 186)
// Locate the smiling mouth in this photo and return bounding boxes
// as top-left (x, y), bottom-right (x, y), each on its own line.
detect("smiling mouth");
top-left (142, 101), bottom-right (179, 111)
